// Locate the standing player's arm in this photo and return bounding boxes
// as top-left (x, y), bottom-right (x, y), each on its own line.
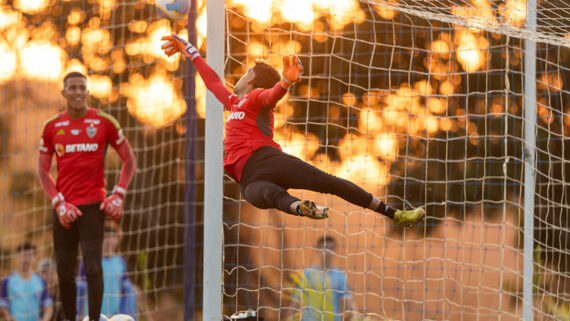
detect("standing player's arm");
top-left (115, 140), bottom-right (136, 190)
top-left (37, 152), bottom-right (82, 228)
top-left (36, 152), bottom-right (58, 200)
top-left (160, 35), bottom-right (233, 109)
top-left (258, 55), bottom-right (304, 107)
top-left (100, 139), bottom-right (136, 221)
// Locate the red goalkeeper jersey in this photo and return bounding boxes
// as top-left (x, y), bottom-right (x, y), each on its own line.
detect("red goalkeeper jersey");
top-left (40, 108), bottom-right (125, 205)
top-left (193, 56), bottom-right (287, 182)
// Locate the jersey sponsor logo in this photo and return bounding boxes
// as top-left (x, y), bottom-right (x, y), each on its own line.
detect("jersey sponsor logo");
top-left (55, 143), bottom-right (65, 156)
top-left (228, 111), bottom-right (245, 120)
top-left (71, 129), bottom-right (81, 135)
top-left (54, 121), bottom-right (69, 127)
top-left (87, 124), bottom-right (97, 138)
top-left (55, 143), bottom-right (99, 156)
top-left (84, 119), bottom-right (101, 125)
top-left (56, 129), bottom-right (65, 136)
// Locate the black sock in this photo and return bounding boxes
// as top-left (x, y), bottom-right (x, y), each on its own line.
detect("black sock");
top-left (374, 201), bottom-right (395, 220)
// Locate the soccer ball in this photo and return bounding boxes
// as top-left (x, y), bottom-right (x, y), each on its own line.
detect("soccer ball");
top-left (155, 0), bottom-right (190, 21)
top-left (109, 314), bottom-right (135, 321)
top-left (81, 314), bottom-right (109, 321)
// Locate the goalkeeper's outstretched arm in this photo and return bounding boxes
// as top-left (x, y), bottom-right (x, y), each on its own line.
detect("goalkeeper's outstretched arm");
top-left (161, 35), bottom-right (233, 109)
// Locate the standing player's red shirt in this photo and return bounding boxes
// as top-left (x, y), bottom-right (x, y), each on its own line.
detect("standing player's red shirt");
top-left (193, 56), bottom-right (288, 182)
top-left (40, 108), bottom-right (125, 205)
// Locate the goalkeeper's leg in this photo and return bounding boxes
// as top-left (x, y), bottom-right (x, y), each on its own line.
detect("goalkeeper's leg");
top-left (242, 180), bottom-right (328, 219)
top-left (241, 147), bottom-right (424, 225)
top-left (77, 203), bottom-right (105, 321)
top-left (52, 212), bottom-right (79, 320)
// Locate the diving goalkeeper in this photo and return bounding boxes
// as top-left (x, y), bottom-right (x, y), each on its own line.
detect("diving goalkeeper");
top-left (161, 35), bottom-right (425, 225)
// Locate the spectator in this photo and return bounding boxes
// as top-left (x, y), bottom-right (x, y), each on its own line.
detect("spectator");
top-left (294, 236), bottom-right (355, 321)
top-left (0, 241), bottom-right (54, 321)
top-left (37, 259), bottom-right (65, 321)
top-left (77, 221), bottom-right (137, 319)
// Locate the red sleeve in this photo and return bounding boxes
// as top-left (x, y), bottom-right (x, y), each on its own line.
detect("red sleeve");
top-left (114, 140), bottom-right (136, 190)
top-left (193, 56), bottom-right (234, 110)
top-left (39, 121), bottom-right (54, 155)
top-left (37, 152), bottom-right (58, 200)
top-left (98, 112), bottom-right (125, 149)
top-left (258, 82), bottom-right (288, 108)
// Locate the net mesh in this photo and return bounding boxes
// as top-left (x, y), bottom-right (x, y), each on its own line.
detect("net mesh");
top-left (222, 0), bottom-right (570, 320)
top-left (0, 0), bottom-right (204, 319)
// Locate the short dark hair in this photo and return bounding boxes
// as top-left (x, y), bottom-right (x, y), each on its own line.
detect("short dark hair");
top-left (252, 61), bottom-right (281, 90)
top-left (63, 71), bottom-right (87, 86)
top-left (16, 240), bottom-right (36, 253)
top-left (316, 236), bottom-right (336, 248)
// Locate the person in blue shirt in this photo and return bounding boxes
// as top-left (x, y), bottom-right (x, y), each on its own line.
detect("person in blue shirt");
top-left (293, 236), bottom-right (356, 321)
top-left (0, 241), bottom-right (54, 321)
top-left (77, 221), bottom-right (137, 319)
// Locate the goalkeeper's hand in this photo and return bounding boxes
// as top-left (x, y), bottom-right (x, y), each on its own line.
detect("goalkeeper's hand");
top-left (52, 193), bottom-right (82, 229)
top-left (100, 185), bottom-right (126, 221)
top-left (281, 55), bottom-right (304, 89)
top-left (161, 35), bottom-right (200, 61)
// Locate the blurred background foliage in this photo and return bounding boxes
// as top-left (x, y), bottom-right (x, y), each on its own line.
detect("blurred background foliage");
top-left (1, 0), bottom-right (570, 319)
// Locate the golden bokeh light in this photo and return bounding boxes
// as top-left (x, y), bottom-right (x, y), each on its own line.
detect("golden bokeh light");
top-left (64, 58), bottom-right (87, 76)
top-left (342, 92), bottom-right (358, 106)
top-left (88, 75), bottom-right (113, 99)
top-left (129, 20), bottom-right (148, 34)
top-left (455, 30), bottom-right (488, 72)
top-left (280, 0), bottom-right (315, 26)
top-left (195, 74), bottom-right (206, 119)
top-left (82, 27), bottom-right (112, 55)
top-left (337, 133), bottom-right (368, 161)
top-left (539, 72), bottom-right (563, 92)
top-left (249, 42), bottom-right (269, 58)
top-left (148, 21), bottom-right (176, 58)
top-left (439, 80), bottom-right (455, 96)
top-left (0, 7), bottom-right (20, 29)
top-left (275, 129), bottom-right (320, 160)
top-left (499, 0), bottom-right (527, 27)
top-left (125, 73), bottom-right (186, 128)
top-left (374, 2), bottom-right (399, 20)
top-left (21, 41), bottom-right (66, 80)
top-left (196, 10), bottom-right (207, 49)
top-left (66, 26), bottom-right (81, 47)
top-left (0, 41), bottom-right (16, 82)
top-left (229, 0), bottom-right (273, 24)
top-left (373, 133), bottom-right (397, 161)
top-left (430, 40), bottom-right (451, 59)
top-left (67, 7), bottom-right (84, 25)
top-left (428, 98), bottom-right (447, 114)
top-left (335, 154), bottom-right (388, 185)
top-left (359, 108), bottom-right (384, 134)
top-left (14, 0), bottom-right (48, 14)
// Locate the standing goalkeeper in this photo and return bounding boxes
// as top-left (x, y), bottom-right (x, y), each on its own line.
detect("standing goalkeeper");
top-left (161, 35), bottom-right (424, 225)
top-left (36, 72), bottom-right (136, 321)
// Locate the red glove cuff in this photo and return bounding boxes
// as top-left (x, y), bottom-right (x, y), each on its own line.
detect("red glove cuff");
top-left (112, 185), bottom-right (127, 198)
top-left (51, 192), bottom-right (64, 208)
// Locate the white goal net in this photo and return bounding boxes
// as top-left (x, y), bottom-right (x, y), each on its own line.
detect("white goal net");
top-left (220, 0), bottom-right (570, 320)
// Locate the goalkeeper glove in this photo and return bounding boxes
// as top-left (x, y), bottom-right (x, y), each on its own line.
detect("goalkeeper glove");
top-left (161, 34), bottom-right (200, 61)
top-left (100, 185), bottom-right (126, 221)
top-left (52, 193), bottom-right (82, 229)
top-left (281, 55), bottom-right (304, 89)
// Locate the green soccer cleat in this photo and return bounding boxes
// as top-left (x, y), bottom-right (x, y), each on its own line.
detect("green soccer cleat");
top-left (393, 207), bottom-right (426, 227)
top-left (298, 200), bottom-right (329, 219)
